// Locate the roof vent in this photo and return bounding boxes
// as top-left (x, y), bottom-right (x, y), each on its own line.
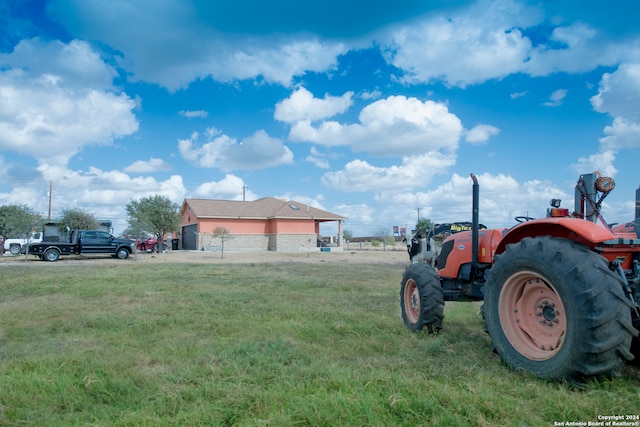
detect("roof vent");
top-left (289, 203), bottom-right (300, 210)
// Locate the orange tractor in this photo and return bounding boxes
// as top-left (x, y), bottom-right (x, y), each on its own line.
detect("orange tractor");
top-left (400, 172), bottom-right (640, 380)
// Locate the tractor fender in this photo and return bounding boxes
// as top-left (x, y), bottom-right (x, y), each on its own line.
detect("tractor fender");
top-left (495, 217), bottom-right (615, 256)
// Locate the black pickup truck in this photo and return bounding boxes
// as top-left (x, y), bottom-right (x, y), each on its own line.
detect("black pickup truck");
top-left (26, 230), bottom-right (135, 262)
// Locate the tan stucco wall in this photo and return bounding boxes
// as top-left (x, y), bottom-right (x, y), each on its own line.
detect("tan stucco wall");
top-left (270, 219), bottom-right (317, 233)
top-left (198, 218), bottom-right (268, 234)
top-left (192, 218), bottom-right (317, 235)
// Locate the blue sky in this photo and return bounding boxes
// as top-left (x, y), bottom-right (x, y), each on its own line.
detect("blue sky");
top-left (1, 0), bottom-right (639, 237)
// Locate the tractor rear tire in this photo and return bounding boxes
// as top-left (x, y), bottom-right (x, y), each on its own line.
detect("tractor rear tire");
top-left (484, 236), bottom-right (636, 381)
top-left (400, 263), bottom-right (444, 333)
top-left (630, 315), bottom-right (640, 366)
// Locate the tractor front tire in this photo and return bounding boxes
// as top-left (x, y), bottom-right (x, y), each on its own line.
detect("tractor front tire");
top-left (484, 236), bottom-right (635, 381)
top-left (400, 263), bottom-right (444, 333)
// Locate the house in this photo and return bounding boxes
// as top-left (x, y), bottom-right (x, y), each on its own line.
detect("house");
top-left (180, 197), bottom-right (346, 252)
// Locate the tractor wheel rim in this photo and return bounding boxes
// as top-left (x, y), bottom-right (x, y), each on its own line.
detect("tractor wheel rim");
top-left (498, 270), bottom-right (566, 361)
top-left (404, 278), bottom-right (420, 325)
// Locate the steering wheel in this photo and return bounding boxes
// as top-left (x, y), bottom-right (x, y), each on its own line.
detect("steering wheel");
top-left (515, 216), bottom-right (535, 223)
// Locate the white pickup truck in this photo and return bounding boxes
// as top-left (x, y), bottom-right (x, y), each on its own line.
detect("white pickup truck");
top-left (3, 233), bottom-right (42, 255)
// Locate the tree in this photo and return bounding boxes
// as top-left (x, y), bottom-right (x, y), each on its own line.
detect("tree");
top-left (212, 226), bottom-right (232, 259)
top-left (342, 229), bottom-right (353, 245)
top-left (374, 226), bottom-right (392, 251)
top-left (0, 204), bottom-right (44, 255)
top-left (59, 207), bottom-right (99, 231)
top-left (126, 195), bottom-right (181, 254)
top-left (0, 204), bottom-right (34, 238)
top-left (122, 220), bottom-right (148, 240)
top-left (415, 218), bottom-right (434, 235)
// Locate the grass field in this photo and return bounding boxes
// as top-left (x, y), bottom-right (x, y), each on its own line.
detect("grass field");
top-left (0, 257), bottom-right (638, 426)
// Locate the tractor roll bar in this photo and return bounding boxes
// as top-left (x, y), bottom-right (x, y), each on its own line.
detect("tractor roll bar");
top-left (470, 173), bottom-right (479, 269)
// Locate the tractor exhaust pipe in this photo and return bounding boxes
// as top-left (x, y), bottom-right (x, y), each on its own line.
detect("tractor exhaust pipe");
top-left (633, 186), bottom-right (640, 239)
top-left (470, 173), bottom-right (479, 269)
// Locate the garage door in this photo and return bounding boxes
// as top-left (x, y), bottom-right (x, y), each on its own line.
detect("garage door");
top-left (181, 224), bottom-right (197, 250)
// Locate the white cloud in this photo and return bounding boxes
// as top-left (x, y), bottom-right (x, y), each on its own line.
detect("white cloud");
top-left (1, 38), bottom-right (117, 89)
top-left (178, 128), bottom-right (294, 171)
top-left (326, 172), bottom-right (573, 236)
top-left (0, 38), bottom-right (139, 166)
top-left (306, 147), bottom-right (331, 169)
top-left (322, 152), bottom-right (456, 193)
top-left (274, 87), bottom-right (354, 123)
top-left (333, 203), bottom-right (377, 228)
top-left (380, 1), bottom-right (640, 88)
top-left (179, 110), bottom-right (208, 118)
top-left (375, 172), bottom-right (569, 230)
top-left (289, 95), bottom-right (463, 157)
top-left (2, 163), bottom-right (188, 234)
top-left (524, 23), bottom-right (631, 77)
top-left (542, 89), bottom-right (567, 107)
top-left (213, 39), bottom-right (346, 88)
top-left (275, 192), bottom-right (326, 210)
top-left (39, 164), bottom-right (186, 206)
top-left (306, 156), bottom-right (329, 169)
top-left (192, 174), bottom-right (258, 200)
top-left (382, 0), bottom-right (536, 87)
top-left (571, 151), bottom-right (618, 177)
top-left (599, 118), bottom-right (640, 150)
top-left (360, 89), bottom-right (382, 100)
top-left (589, 63), bottom-right (640, 151)
top-left (591, 64), bottom-right (640, 122)
top-left (124, 157), bottom-right (173, 173)
top-left (465, 124), bottom-right (500, 144)
top-left (48, 0), bottom-right (346, 90)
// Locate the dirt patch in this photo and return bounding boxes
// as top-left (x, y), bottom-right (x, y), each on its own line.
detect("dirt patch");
top-left (1, 249), bottom-right (410, 266)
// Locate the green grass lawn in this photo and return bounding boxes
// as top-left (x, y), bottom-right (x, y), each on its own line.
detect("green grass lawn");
top-left (0, 260), bottom-right (638, 426)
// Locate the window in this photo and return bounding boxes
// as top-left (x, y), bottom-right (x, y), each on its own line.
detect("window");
top-left (289, 203), bottom-right (300, 210)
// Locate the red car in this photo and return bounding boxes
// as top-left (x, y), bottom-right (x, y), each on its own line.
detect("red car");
top-left (134, 237), bottom-right (166, 253)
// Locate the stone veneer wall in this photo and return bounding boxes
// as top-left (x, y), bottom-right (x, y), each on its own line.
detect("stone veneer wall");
top-left (196, 233), bottom-right (268, 252)
top-left (268, 233), bottom-right (317, 252)
top-left (196, 233), bottom-right (317, 252)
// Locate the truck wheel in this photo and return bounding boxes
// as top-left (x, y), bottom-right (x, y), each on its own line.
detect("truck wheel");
top-left (116, 248), bottom-right (130, 259)
top-left (44, 248), bottom-right (60, 262)
top-left (400, 263), bottom-right (444, 333)
top-left (9, 244), bottom-right (21, 255)
top-left (485, 236), bottom-right (635, 381)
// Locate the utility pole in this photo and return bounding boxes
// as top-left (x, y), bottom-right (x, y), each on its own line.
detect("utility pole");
top-left (48, 180), bottom-right (52, 220)
top-left (242, 185), bottom-right (247, 202)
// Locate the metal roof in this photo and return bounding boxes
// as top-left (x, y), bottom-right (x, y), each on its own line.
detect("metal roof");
top-left (182, 197), bottom-right (346, 222)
